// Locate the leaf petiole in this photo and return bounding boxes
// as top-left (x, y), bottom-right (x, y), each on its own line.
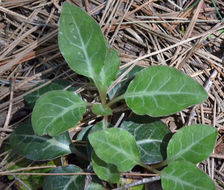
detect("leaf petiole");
top-left (107, 95), bottom-right (125, 107)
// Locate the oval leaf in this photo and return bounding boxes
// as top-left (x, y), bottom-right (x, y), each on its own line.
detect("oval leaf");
top-left (92, 151), bottom-right (120, 183)
top-left (161, 161), bottom-right (215, 190)
top-left (121, 120), bottom-right (171, 164)
top-left (59, 2), bottom-right (106, 81)
top-left (92, 104), bottom-right (113, 116)
top-left (167, 125), bottom-right (217, 164)
top-left (97, 48), bottom-right (120, 94)
top-left (89, 128), bottom-right (140, 172)
top-left (43, 165), bottom-right (85, 190)
top-left (32, 90), bottom-right (86, 136)
top-left (10, 121), bottom-right (72, 161)
top-left (124, 66), bottom-right (208, 116)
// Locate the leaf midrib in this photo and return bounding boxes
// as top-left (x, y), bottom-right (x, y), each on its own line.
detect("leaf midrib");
top-left (92, 135), bottom-right (139, 164)
top-left (125, 91), bottom-right (200, 98)
top-left (167, 131), bottom-right (214, 162)
top-left (16, 134), bottom-right (70, 151)
top-left (68, 6), bottom-right (96, 81)
top-left (39, 102), bottom-right (84, 134)
top-left (163, 171), bottom-right (206, 190)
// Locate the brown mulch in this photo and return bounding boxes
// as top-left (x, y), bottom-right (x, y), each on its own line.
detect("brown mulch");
top-left (0, 0), bottom-right (224, 189)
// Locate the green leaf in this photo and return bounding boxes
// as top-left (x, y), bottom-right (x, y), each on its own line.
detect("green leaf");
top-left (10, 121), bottom-right (72, 161)
top-left (59, 2), bottom-right (106, 82)
top-left (24, 80), bottom-right (77, 108)
top-left (97, 48), bottom-right (120, 94)
top-left (85, 176), bottom-right (105, 189)
top-left (121, 120), bottom-right (171, 164)
top-left (92, 104), bottom-right (113, 116)
top-left (43, 165), bottom-right (85, 190)
top-left (89, 121), bottom-right (111, 134)
top-left (92, 151), bottom-right (120, 183)
top-left (32, 90), bottom-right (86, 136)
top-left (86, 182), bottom-right (105, 190)
top-left (167, 125), bottom-right (217, 164)
top-left (124, 65), bottom-right (208, 116)
top-left (108, 65), bottom-right (143, 100)
top-left (76, 125), bottom-right (93, 141)
top-left (161, 161), bottom-right (215, 190)
top-left (89, 128), bottom-right (140, 172)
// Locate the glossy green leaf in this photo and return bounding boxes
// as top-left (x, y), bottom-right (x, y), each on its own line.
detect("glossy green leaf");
top-left (24, 80), bottom-right (77, 108)
top-left (76, 125), bottom-right (93, 141)
top-left (59, 2), bottom-right (106, 82)
top-left (121, 120), bottom-right (171, 164)
top-left (161, 161), bottom-right (215, 190)
top-left (43, 165), bottom-right (85, 190)
top-left (97, 48), bottom-right (120, 94)
top-left (92, 151), bottom-right (120, 183)
top-left (89, 128), bottom-right (140, 171)
top-left (92, 104), bottom-right (113, 116)
top-left (167, 125), bottom-right (217, 164)
top-left (85, 121), bottom-right (111, 160)
top-left (32, 90), bottom-right (86, 136)
top-left (10, 121), bottom-right (72, 161)
top-left (124, 66), bottom-right (208, 116)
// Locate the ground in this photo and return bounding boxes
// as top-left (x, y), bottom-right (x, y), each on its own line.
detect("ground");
top-left (0, 0), bottom-right (224, 189)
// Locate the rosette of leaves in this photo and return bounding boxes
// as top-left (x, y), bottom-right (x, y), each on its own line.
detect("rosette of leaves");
top-left (9, 2), bottom-right (217, 190)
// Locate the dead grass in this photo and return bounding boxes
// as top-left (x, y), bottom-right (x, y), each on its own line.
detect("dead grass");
top-left (0, 0), bottom-right (224, 189)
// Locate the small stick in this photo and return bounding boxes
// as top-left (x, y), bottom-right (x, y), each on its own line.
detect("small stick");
top-left (3, 78), bottom-right (14, 129)
top-left (113, 176), bottom-right (161, 190)
top-left (187, 69), bottom-right (218, 125)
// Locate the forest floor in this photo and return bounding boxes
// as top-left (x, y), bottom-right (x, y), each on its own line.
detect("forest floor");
top-left (0, 0), bottom-right (224, 189)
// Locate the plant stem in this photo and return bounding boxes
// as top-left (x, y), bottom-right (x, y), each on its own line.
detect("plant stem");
top-left (139, 162), bottom-right (161, 175)
top-left (151, 160), bottom-right (168, 169)
top-left (103, 116), bottom-right (108, 129)
top-left (107, 95), bottom-right (125, 107)
top-left (93, 78), bottom-right (107, 105)
top-left (211, 0), bottom-right (223, 20)
top-left (99, 91), bottom-right (107, 105)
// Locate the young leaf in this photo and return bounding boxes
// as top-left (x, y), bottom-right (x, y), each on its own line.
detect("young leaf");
top-left (32, 90), bottom-right (86, 136)
top-left (85, 121), bottom-right (111, 160)
top-left (59, 2), bottom-right (106, 82)
top-left (121, 121), bottom-right (171, 164)
top-left (96, 48), bottom-right (120, 95)
top-left (92, 104), bottom-right (113, 116)
top-left (108, 65), bottom-right (143, 100)
top-left (24, 80), bottom-right (77, 108)
top-left (76, 125), bottom-right (93, 141)
top-left (92, 151), bottom-right (120, 183)
top-left (124, 66), bottom-right (208, 116)
top-left (89, 128), bottom-right (140, 171)
top-left (161, 161), bottom-right (215, 190)
top-left (166, 125), bottom-right (217, 164)
top-left (43, 165), bottom-right (85, 190)
top-left (10, 121), bottom-right (72, 161)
